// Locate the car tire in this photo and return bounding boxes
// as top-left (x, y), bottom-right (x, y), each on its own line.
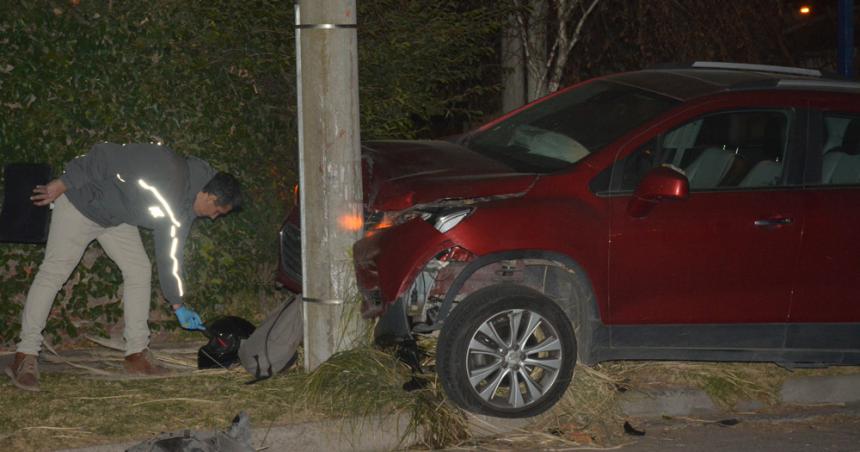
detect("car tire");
top-left (436, 284), bottom-right (577, 418)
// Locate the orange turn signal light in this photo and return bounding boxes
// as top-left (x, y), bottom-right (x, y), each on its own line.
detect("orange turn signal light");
top-left (338, 214), bottom-right (364, 231)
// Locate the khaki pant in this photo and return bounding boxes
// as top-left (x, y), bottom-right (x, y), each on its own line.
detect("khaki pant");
top-left (17, 194), bottom-right (152, 356)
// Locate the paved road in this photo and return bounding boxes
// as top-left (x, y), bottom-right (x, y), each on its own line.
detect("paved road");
top-left (618, 413), bottom-right (860, 452)
top-left (58, 407), bottom-right (860, 452)
top-left (452, 407), bottom-right (860, 452)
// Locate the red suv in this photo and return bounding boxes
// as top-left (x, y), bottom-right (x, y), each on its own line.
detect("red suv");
top-left (278, 62), bottom-right (860, 418)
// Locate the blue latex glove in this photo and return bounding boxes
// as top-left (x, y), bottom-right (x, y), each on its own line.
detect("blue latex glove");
top-left (174, 305), bottom-right (206, 331)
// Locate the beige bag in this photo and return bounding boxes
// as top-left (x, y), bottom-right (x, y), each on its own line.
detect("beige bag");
top-left (238, 295), bottom-right (301, 382)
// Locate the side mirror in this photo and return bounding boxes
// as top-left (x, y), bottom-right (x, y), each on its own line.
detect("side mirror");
top-left (627, 166), bottom-right (689, 218)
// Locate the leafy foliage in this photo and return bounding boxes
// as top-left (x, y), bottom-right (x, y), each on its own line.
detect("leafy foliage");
top-left (358, 0), bottom-right (507, 138)
top-left (0, 0), bottom-right (298, 344)
top-left (571, 0), bottom-right (799, 82)
top-left (0, 0), bottom-right (504, 345)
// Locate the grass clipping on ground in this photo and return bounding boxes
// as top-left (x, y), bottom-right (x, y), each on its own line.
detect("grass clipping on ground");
top-left (2, 343), bottom-right (859, 451)
top-left (0, 365), bottom-right (308, 451)
top-left (0, 345), bottom-right (466, 451)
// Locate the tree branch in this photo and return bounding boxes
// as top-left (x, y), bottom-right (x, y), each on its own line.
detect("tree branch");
top-left (512, 0), bottom-right (537, 80)
top-left (549, 0), bottom-right (601, 93)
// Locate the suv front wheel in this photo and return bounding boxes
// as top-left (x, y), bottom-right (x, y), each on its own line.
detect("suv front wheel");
top-left (436, 284), bottom-right (577, 418)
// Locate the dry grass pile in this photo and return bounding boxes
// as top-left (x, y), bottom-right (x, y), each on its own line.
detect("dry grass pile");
top-left (302, 345), bottom-right (469, 449)
top-left (611, 361), bottom-right (788, 408)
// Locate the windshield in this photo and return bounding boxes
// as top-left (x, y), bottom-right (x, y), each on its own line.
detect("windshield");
top-left (467, 80), bottom-right (680, 173)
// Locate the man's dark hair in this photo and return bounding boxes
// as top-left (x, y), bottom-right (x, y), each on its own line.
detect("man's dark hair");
top-left (203, 172), bottom-right (243, 209)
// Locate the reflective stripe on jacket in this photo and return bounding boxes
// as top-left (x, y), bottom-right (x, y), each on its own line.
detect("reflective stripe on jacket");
top-left (60, 143), bottom-right (217, 305)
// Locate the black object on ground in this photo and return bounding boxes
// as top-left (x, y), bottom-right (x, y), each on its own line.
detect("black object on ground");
top-left (198, 316), bottom-right (256, 369)
top-left (403, 375), bottom-right (430, 392)
top-left (394, 339), bottom-right (425, 374)
top-left (624, 421), bottom-right (646, 436)
top-left (394, 339), bottom-right (430, 392)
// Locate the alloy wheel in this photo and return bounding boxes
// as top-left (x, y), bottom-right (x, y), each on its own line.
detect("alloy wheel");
top-left (465, 308), bottom-right (563, 409)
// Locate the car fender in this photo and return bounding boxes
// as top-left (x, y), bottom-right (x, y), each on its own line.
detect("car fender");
top-left (442, 194), bottom-right (609, 314)
top-left (432, 249), bottom-right (604, 364)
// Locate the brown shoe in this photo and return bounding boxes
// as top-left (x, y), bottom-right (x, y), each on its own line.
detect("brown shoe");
top-left (5, 353), bottom-right (40, 392)
top-left (124, 349), bottom-right (169, 376)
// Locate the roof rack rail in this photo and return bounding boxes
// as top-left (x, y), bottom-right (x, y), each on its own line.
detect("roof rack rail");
top-left (776, 79), bottom-right (860, 92)
top-left (691, 61), bottom-right (822, 77)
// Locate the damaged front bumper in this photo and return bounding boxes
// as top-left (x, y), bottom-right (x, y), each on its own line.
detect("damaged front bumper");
top-left (353, 217), bottom-right (474, 324)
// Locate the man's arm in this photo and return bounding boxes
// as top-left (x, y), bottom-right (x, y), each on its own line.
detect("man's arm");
top-left (152, 222), bottom-right (187, 307)
top-left (152, 221), bottom-right (205, 330)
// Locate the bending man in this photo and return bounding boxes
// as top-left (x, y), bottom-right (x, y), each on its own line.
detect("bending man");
top-left (5, 143), bottom-right (242, 391)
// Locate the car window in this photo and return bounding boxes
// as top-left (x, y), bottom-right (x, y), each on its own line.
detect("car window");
top-left (468, 80), bottom-right (679, 173)
top-left (816, 113), bottom-right (860, 186)
top-left (607, 109), bottom-right (796, 192)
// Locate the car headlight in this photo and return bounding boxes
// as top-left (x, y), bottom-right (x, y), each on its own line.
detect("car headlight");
top-left (428, 207), bottom-right (473, 233)
top-left (365, 206), bottom-right (475, 235)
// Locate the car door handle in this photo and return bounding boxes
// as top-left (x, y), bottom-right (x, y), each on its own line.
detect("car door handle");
top-left (754, 217), bottom-right (793, 227)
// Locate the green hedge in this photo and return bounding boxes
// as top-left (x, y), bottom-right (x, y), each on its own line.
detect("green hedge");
top-left (0, 0), bottom-right (504, 345)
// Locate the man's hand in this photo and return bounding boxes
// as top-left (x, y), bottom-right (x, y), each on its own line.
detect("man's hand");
top-left (174, 305), bottom-right (206, 331)
top-left (31, 179), bottom-right (67, 206)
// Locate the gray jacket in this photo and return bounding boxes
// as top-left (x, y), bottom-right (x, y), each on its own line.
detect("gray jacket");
top-left (60, 143), bottom-right (217, 306)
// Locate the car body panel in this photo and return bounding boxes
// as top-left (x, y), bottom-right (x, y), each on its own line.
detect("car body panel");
top-left (278, 66), bottom-right (860, 371)
top-left (790, 94), bottom-right (860, 323)
top-left (604, 92), bottom-right (809, 325)
top-left (362, 140), bottom-right (535, 211)
top-left (793, 187), bottom-right (860, 322)
top-left (353, 179), bottom-right (611, 316)
top-left (446, 195), bottom-right (609, 309)
top-left (608, 190), bottom-right (802, 324)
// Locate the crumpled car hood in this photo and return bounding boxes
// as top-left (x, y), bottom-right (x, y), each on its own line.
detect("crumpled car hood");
top-left (362, 140), bottom-right (538, 211)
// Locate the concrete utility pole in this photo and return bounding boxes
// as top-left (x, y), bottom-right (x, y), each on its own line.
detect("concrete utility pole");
top-left (295, 0), bottom-right (364, 371)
